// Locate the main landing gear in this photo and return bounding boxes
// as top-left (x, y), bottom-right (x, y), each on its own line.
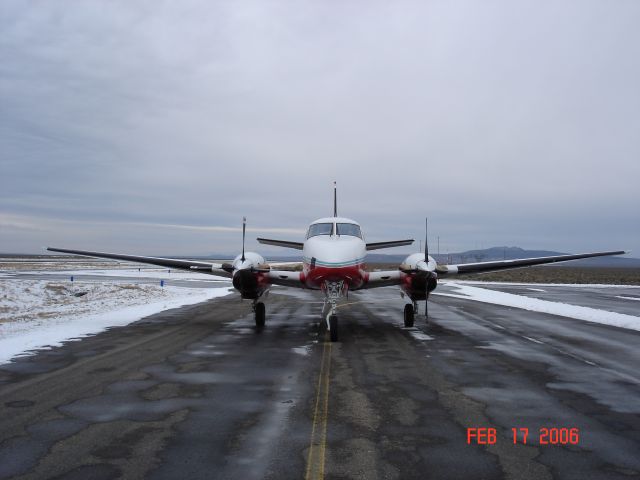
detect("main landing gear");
top-left (403, 304), bottom-right (414, 327)
top-left (254, 301), bottom-right (265, 328)
top-left (404, 299), bottom-right (429, 328)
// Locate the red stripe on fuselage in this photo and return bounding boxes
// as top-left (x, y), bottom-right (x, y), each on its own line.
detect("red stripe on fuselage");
top-left (302, 262), bottom-right (366, 289)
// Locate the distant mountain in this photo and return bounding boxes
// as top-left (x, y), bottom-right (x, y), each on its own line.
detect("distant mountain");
top-left (436, 246), bottom-right (639, 268)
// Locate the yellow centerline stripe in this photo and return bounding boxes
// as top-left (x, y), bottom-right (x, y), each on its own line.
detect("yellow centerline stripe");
top-left (305, 333), bottom-right (332, 480)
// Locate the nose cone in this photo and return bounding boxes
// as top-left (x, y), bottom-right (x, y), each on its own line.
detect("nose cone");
top-left (304, 236), bottom-right (365, 266)
top-left (233, 259), bottom-right (252, 270)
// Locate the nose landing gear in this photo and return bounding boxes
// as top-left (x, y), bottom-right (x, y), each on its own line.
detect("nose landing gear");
top-left (322, 280), bottom-right (344, 342)
top-left (329, 315), bottom-right (338, 342)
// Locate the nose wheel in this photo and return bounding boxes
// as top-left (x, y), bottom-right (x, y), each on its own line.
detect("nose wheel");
top-left (329, 315), bottom-right (339, 342)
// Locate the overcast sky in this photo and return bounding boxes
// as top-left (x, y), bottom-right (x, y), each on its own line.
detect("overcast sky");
top-left (1, 0), bottom-right (638, 258)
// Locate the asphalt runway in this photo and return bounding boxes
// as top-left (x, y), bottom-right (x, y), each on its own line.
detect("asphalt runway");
top-left (1, 284), bottom-right (639, 479)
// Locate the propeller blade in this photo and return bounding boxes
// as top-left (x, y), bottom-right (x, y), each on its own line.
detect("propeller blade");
top-left (425, 217), bottom-right (429, 318)
top-left (425, 217), bottom-right (429, 261)
top-left (221, 262), bottom-right (234, 273)
top-left (250, 266), bottom-right (271, 273)
top-left (241, 217), bottom-right (246, 262)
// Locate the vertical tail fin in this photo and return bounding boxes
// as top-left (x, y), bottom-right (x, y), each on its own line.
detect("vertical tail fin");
top-left (333, 181), bottom-right (337, 217)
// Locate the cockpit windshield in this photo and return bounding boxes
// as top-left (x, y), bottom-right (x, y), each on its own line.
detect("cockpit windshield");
top-left (306, 222), bottom-right (363, 239)
top-left (336, 223), bottom-right (362, 239)
top-left (307, 223), bottom-right (333, 238)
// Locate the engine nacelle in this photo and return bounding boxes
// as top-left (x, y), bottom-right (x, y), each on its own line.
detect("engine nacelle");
top-left (399, 253), bottom-right (438, 300)
top-left (400, 253), bottom-right (437, 271)
top-left (231, 252), bottom-right (270, 299)
top-left (231, 251), bottom-right (266, 270)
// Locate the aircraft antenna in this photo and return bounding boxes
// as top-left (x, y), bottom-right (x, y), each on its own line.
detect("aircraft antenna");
top-left (241, 217), bottom-right (246, 262)
top-left (333, 181), bottom-right (337, 217)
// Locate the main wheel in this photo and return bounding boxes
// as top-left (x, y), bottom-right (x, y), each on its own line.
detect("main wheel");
top-left (255, 302), bottom-right (265, 328)
top-left (329, 315), bottom-right (338, 342)
top-left (404, 304), bottom-right (414, 327)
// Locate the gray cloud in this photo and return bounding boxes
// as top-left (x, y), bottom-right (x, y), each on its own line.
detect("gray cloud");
top-left (1, 0), bottom-right (638, 256)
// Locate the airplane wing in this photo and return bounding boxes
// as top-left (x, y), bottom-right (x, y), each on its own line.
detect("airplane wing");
top-left (256, 238), bottom-right (304, 250)
top-left (46, 247), bottom-right (233, 278)
top-left (357, 250), bottom-right (626, 289)
top-left (366, 240), bottom-right (414, 251)
top-left (436, 250), bottom-right (627, 276)
top-left (265, 270), bottom-right (306, 288)
top-left (358, 270), bottom-right (403, 289)
top-left (267, 261), bottom-right (303, 269)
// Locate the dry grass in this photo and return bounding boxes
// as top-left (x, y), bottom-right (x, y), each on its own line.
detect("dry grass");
top-left (117, 284), bottom-right (144, 290)
top-left (0, 258), bottom-right (124, 271)
top-left (44, 284), bottom-right (69, 294)
top-left (454, 266), bottom-right (640, 285)
top-left (366, 264), bottom-right (640, 285)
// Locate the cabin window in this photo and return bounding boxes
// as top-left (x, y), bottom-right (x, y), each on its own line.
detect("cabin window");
top-left (307, 223), bottom-right (333, 238)
top-left (336, 223), bottom-right (362, 238)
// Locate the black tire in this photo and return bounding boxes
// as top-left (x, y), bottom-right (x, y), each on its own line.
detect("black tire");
top-left (404, 304), bottom-right (414, 328)
top-left (329, 315), bottom-right (338, 342)
top-left (255, 302), bottom-right (265, 328)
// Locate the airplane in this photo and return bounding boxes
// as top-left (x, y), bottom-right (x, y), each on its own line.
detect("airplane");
top-left (47, 185), bottom-right (626, 342)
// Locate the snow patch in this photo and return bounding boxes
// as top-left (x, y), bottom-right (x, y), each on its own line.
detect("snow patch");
top-left (447, 280), bottom-right (640, 289)
top-left (521, 335), bottom-right (544, 345)
top-left (292, 346), bottom-right (311, 356)
top-left (0, 279), bottom-right (232, 365)
top-left (408, 330), bottom-right (433, 341)
top-left (435, 283), bottom-right (640, 332)
top-left (615, 296), bottom-right (640, 302)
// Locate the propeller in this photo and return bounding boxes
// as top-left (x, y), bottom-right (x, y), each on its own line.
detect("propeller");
top-left (241, 216), bottom-right (246, 262)
top-left (222, 217), bottom-right (271, 275)
top-left (397, 217), bottom-right (436, 318)
top-left (424, 217), bottom-right (429, 317)
top-left (422, 217), bottom-right (429, 269)
top-left (221, 216), bottom-right (248, 273)
top-left (400, 217), bottom-right (432, 274)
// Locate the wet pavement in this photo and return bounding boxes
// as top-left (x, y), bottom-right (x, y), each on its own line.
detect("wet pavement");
top-left (0, 285), bottom-right (639, 479)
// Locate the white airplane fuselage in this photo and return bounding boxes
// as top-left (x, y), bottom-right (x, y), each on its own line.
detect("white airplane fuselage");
top-left (300, 217), bottom-right (367, 291)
